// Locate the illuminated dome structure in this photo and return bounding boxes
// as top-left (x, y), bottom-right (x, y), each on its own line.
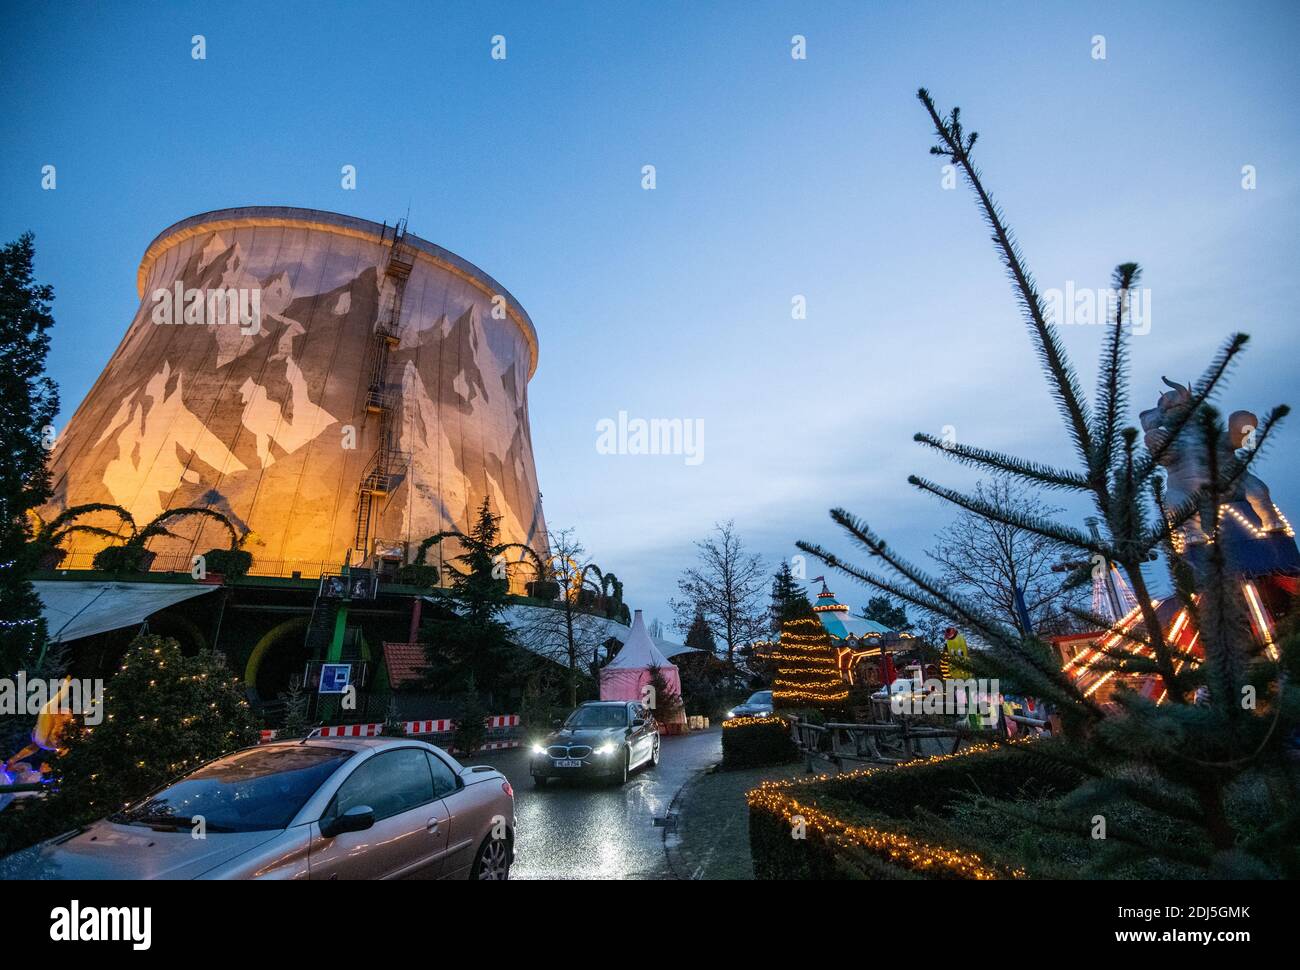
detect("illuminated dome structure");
top-left (41, 207), bottom-right (548, 580)
top-left (808, 580), bottom-right (909, 683)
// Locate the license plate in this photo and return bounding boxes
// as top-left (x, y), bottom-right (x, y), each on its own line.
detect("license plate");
top-left (553, 759), bottom-right (582, 768)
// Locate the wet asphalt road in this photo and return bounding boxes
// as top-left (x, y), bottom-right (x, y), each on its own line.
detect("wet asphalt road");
top-left (470, 728), bottom-right (722, 879)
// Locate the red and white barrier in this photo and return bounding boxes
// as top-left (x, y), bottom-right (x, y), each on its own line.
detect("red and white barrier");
top-left (311, 723), bottom-right (383, 738)
top-left (261, 716), bottom-right (522, 743)
top-left (404, 719), bottom-right (454, 735)
top-left (477, 739), bottom-right (521, 751)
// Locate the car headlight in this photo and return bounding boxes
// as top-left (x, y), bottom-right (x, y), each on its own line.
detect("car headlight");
top-left (726, 709), bottom-right (736, 719)
top-left (531, 744), bottom-right (547, 755)
top-left (594, 742), bottom-right (618, 756)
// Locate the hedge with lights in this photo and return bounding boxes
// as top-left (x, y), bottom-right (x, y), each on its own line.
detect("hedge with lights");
top-left (721, 715), bottom-right (798, 769)
top-left (747, 739), bottom-right (1088, 880)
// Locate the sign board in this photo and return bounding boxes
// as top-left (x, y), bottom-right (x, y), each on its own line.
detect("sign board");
top-left (319, 569), bottom-right (378, 601)
top-left (318, 663), bottom-right (353, 695)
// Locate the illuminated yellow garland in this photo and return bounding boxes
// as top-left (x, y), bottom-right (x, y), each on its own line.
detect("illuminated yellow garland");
top-left (772, 615), bottom-right (849, 707)
top-left (746, 740), bottom-right (1033, 879)
top-left (723, 715), bottom-right (787, 730)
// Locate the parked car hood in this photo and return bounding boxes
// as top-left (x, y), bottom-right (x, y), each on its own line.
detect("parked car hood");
top-left (0, 820), bottom-right (287, 880)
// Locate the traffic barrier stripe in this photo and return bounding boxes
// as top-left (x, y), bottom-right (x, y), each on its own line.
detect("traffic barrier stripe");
top-left (260, 716), bottom-right (521, 743)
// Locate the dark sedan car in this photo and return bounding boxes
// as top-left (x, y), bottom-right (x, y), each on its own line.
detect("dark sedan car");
top-left (530, 701), bottom-right (659, 787)
top-left (726, 690), bottom-right (774, 720)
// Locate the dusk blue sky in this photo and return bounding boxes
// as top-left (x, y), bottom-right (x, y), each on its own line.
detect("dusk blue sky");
top-left (4, 1), bottom-right (1298, 635)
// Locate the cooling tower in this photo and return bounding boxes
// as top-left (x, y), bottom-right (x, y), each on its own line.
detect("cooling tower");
top-left (43, 206), bottom-right (547, 577)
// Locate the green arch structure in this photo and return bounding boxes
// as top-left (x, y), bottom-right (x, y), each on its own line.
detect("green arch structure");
top-left (243, 616), bottom-right (309, 703)
top-left (242, 617), bottom-right (378, 704)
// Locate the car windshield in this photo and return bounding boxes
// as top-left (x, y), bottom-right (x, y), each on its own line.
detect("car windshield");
top-left (746, 691), bottom-right (772, 705)
top-left (110, 745), bottom-right (352, 833)
top-left (564, 705), bottom-right (628, 728)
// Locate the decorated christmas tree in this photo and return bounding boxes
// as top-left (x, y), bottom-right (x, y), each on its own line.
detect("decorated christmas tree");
top-left (772, 608), bottom-right (848, 711)
top-left (53, 634), bottom-right (258, 822)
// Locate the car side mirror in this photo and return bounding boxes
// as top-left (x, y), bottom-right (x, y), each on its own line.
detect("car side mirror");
top-left (551, 718), bottom-right (563, 729)
top-left (321, 805), bottom-right (375, 839)
top-left (632, 718), bottom-right (645, 728)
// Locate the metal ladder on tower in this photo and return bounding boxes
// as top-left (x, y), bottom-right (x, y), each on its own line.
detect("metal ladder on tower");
top-left (353, 220), bottom-right (415, 557)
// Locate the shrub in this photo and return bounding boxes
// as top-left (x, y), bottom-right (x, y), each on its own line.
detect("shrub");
top-left (1, 636), bottom-right (258, 856)
top-left (722, 716), bottom-right (798, 769)
top-left (453, 687), bottom-right (487, 755)
top-left (277, 679), bottom-right (312, 739)
top-left (396, 562), bottom-right (440, 588)
top-left (748, 740), bottom-right (1086, 880)
top-left (199, 547), bottom-right (252, 580)
top-left (91, 544), bottom-right (153, 574)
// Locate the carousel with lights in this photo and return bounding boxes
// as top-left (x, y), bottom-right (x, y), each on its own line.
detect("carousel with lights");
top-left (1052, 380), bottom-right (1298, 704)
top-left (752, 580), bottom-right (915, 688)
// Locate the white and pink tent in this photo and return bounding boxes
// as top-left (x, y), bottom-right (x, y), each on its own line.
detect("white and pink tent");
top-left (599, 610), bottom-right (681, 703)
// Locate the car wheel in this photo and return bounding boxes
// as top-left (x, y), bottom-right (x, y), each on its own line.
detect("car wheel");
top-left (650, 738), bottom-right (660, 767)
top-left (533, 775), bottom-right (547, 788)
top-left (471, 834), bottom-right (511, 880)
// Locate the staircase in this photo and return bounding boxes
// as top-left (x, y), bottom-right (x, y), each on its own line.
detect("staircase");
top-left (303, 596), bottom-right (338, 659)
top-left (354, 219), bottom-right (416, 557)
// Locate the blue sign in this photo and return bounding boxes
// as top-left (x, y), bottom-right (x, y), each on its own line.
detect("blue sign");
top-left (319, 663), bottom-right (352, 695)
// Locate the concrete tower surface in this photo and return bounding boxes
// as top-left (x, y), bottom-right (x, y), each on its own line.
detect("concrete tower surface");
top-left (44, 206), bottom-right (547, 577)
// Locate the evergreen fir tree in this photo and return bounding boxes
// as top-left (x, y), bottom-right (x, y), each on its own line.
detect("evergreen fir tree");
top-left (419, 497), bottom-right (534, 697)
top-left (279, 679), bottom-right (312, 739)
top-left (52, 635), bottom-right (258, 823)
top-left (382, 696), bottom-right (406, 738)
top-left (772, 612), bottom-right (848, 711)
top-left (768, 563), bottom-right (811, 633)
top-left (0, 233), bottom-right (59, 676)
top-left (861, 594), bottom-right (911, 631)
top-left (796, 89), bottom-right (1299, 877)
top-left (452, 675), bottom-right (487, 755)
top-left (683, 608), bottom-right (717, 655)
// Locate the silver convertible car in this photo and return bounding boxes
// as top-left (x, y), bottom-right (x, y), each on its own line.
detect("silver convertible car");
top-left (1, 738), bottom-right (515, 880)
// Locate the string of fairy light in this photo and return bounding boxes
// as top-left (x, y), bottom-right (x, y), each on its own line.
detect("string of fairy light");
top-left (1066, 573), bottom-right (1280, 703)
top-left (772, 615), bottom-right (849, 706)
top-left (746, 741), bottom-right (1032, 879)
top-left (723, 715), bottom-right (786, 730)
top-left (47, 641), bottom-right (256, 806)
top-left (1169, 502), bottom-right (1294, 553)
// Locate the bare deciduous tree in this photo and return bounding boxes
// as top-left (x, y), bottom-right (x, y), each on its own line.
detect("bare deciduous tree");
top-left (510, 528), bottom-right (616, 708)
top-left (926, 478), bottom-right (1084, 637)
top-left (670, 520), bottom-right (767, 664)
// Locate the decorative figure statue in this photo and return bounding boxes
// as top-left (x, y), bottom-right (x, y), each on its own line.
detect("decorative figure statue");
top-left (1226, 410), bottom-right (1284, 533)
top-left (1139, 378), bottom-right (1284, 544)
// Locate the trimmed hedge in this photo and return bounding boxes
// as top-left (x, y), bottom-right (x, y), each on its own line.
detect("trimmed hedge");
top-left (748, 740), bottom-right (1086, 880)
top-left (722, 716), bottom-right (798, 769)
top-left (200, 547), bottom-right (252, 579)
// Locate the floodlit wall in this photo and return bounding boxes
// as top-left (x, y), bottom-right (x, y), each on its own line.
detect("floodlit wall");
top-left (44, 207), bottom-right (547, 577)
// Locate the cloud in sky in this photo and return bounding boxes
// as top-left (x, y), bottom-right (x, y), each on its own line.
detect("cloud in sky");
top-left (3, 1), bottom-right (1297, 633)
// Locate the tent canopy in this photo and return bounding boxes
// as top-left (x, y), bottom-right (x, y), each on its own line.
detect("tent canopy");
top-left (599, 610), bottom-right (681, 703)
top-left (33, 580), bottom-right (217, 643)
top-left (427, 597), bottom-right (698, 668)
